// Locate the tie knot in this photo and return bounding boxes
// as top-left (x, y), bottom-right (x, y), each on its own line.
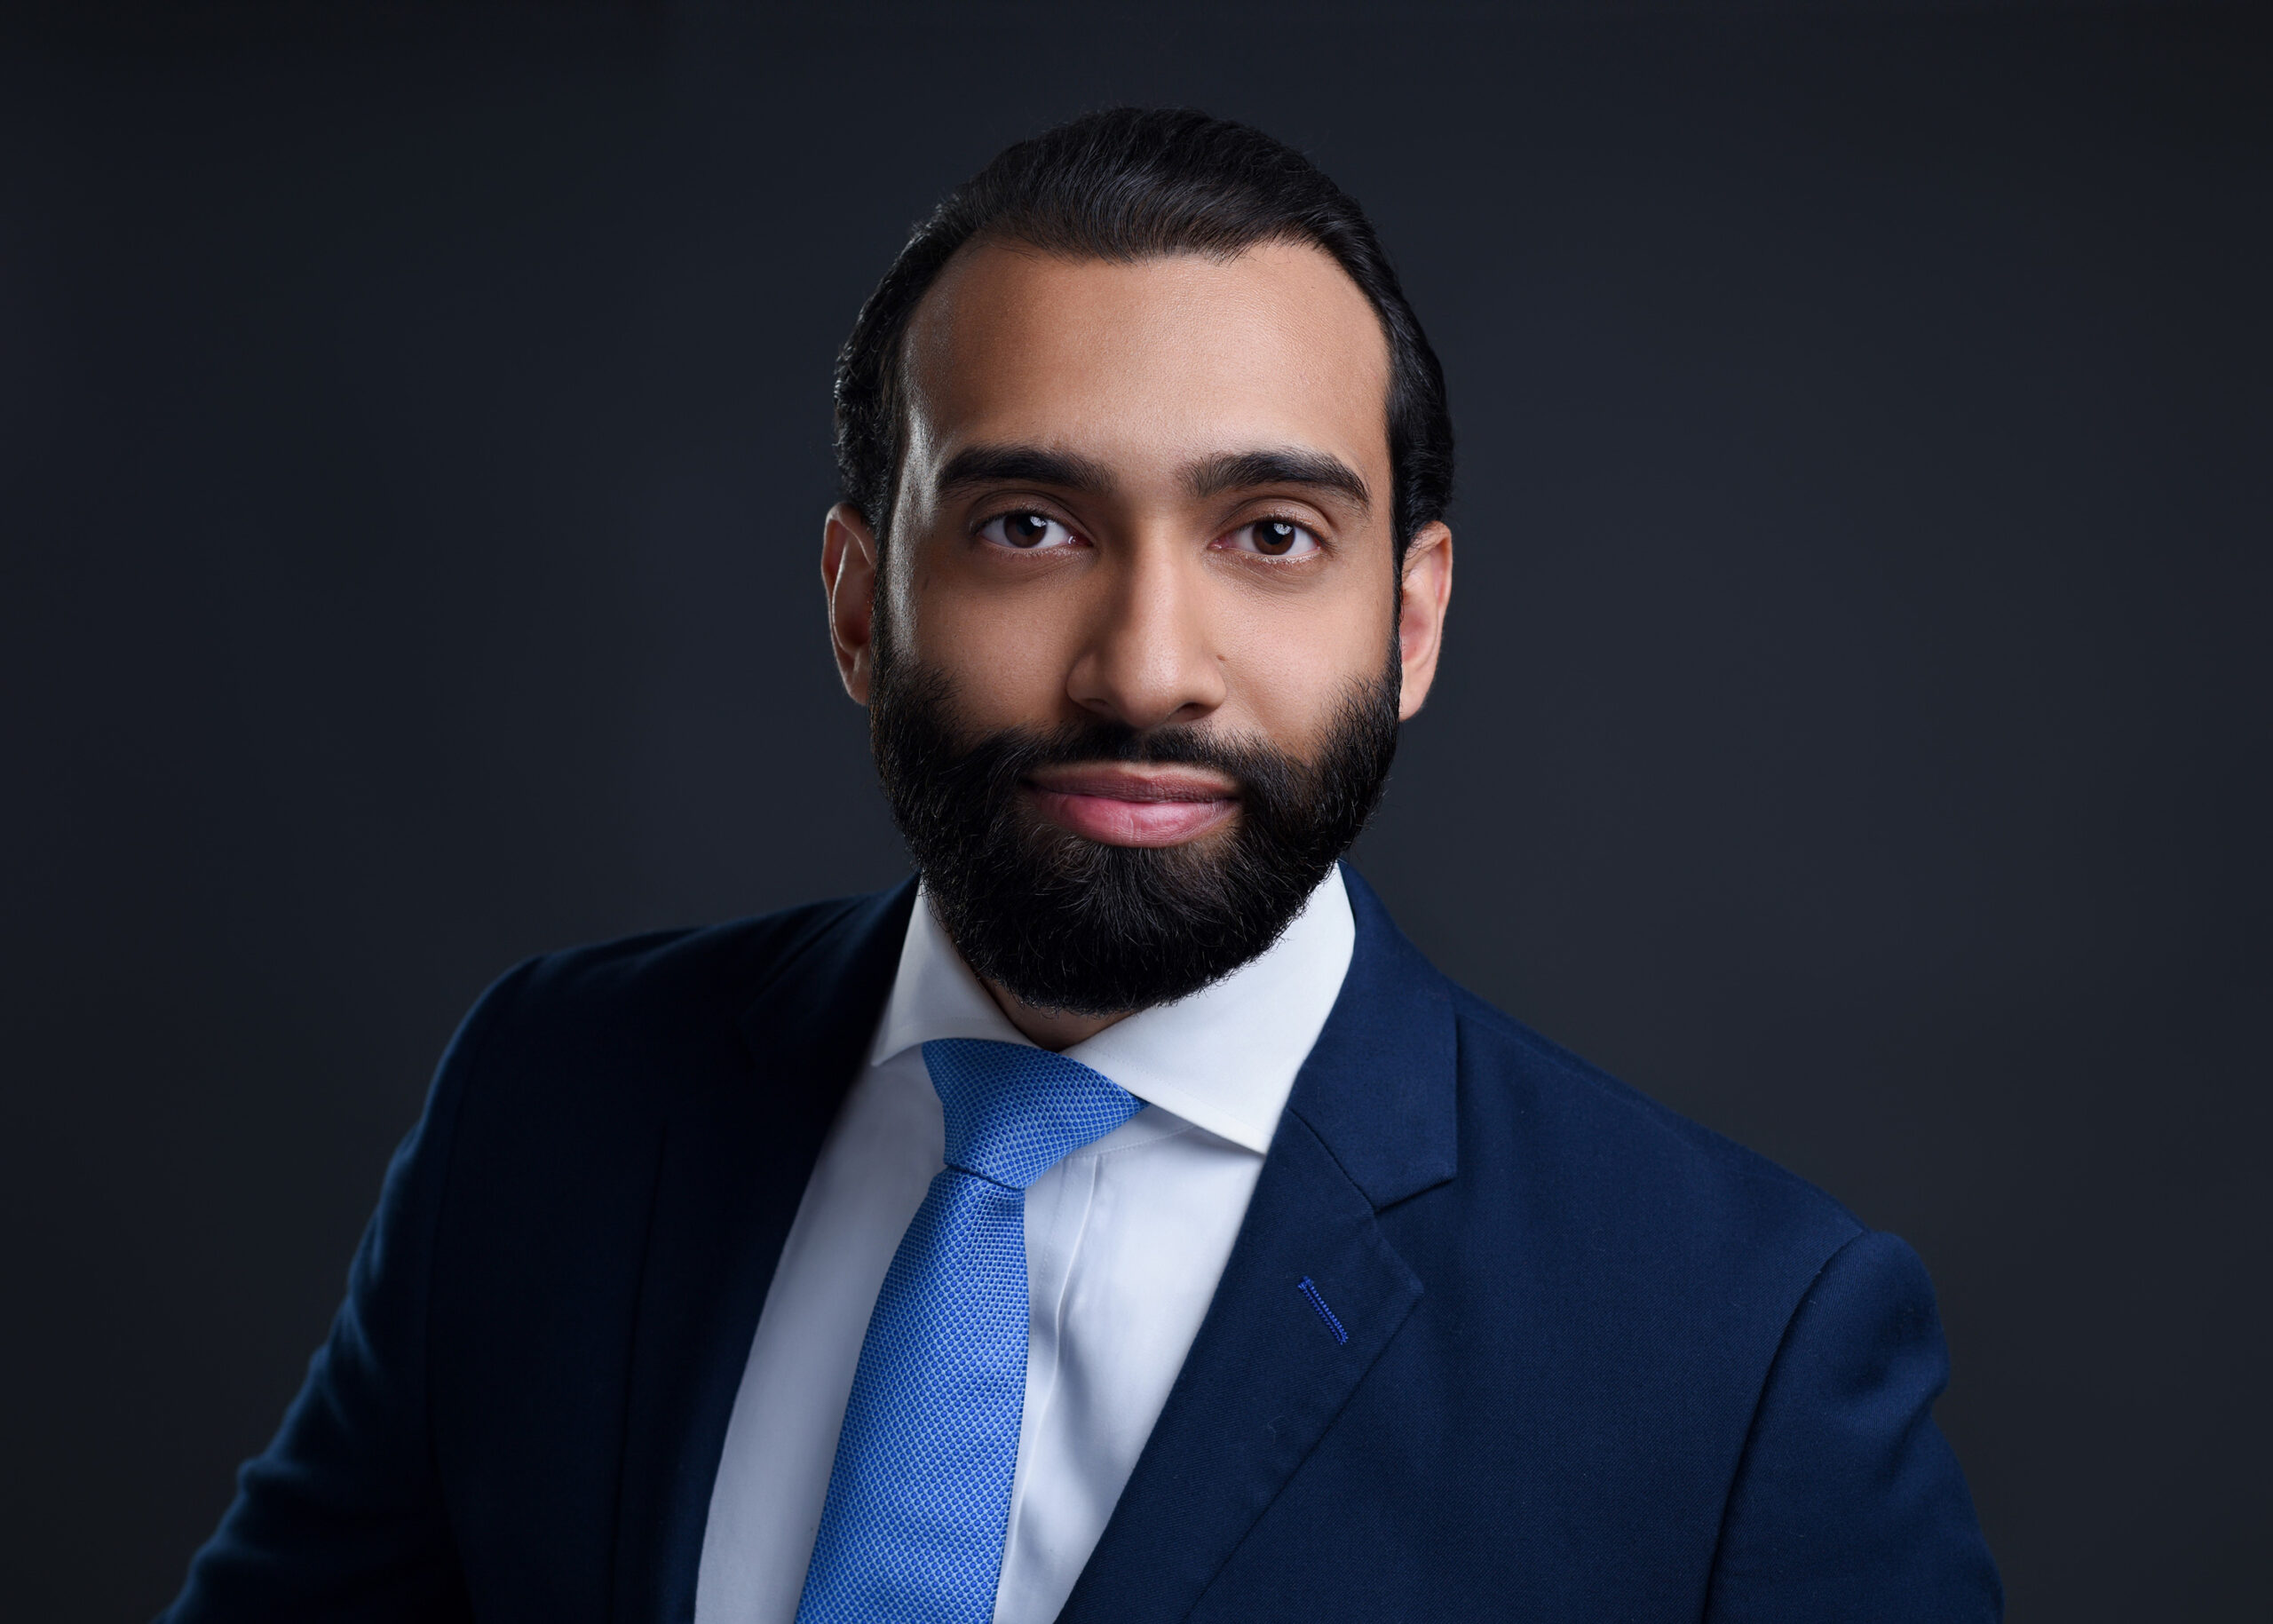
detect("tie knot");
top-left (920, 1038), bottom-right (1141, 1190)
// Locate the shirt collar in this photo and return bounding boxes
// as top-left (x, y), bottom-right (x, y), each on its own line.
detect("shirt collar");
top-left (867, 865), bottom-right (1356, 1155)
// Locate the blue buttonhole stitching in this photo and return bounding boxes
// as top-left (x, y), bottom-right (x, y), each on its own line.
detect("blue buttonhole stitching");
top-left (1296, 1276), bottom-right (1348, 1345)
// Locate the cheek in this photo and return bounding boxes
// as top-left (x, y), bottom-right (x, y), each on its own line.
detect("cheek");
top-left (902, 571), bottom-right (1081, 729)
top-left (1220, 590), bottom-right (1394, 744)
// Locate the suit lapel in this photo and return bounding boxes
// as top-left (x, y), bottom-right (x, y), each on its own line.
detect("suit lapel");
top-left (609, 880), bottom-right (918, 1624)
top-left (1058, 868), bottom-right (1458, 1624)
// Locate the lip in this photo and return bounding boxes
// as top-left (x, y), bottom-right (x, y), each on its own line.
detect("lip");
top-left (1023, 764), bottom-right (1241, 847)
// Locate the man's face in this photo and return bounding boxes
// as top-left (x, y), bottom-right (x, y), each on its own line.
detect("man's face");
top-left (823, 237), bottom-right (1453, 1016)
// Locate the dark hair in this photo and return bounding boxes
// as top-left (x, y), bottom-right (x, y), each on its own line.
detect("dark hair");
top-left (834, 107), bottom-right (1453, 558)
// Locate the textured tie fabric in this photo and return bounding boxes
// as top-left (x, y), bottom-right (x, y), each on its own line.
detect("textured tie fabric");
top-left (795, 1038), bottom-right (1142, 1624)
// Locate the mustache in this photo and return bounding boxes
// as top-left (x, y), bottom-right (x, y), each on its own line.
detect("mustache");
top-left (970, 715), bottom-right (1292, 795)
top-left (893, 689), bottom-right (1349, 841)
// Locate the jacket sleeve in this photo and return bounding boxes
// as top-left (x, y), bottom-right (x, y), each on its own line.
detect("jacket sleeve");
top-left (159, 963), bottom-right (531, 1623)
top-left (1704, 1228), bottom-right (2004, 1623)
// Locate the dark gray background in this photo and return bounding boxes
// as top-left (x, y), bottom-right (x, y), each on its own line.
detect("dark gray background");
top-left (3, 2), bottom-right (2266, 1618)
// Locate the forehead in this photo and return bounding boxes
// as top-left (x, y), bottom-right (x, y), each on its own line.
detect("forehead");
top-left (899, 238), bottom-right (1393, 487)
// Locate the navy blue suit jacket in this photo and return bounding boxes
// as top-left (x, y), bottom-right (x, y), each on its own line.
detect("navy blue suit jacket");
top-left (166, 872), bottom-right (2000, 1620)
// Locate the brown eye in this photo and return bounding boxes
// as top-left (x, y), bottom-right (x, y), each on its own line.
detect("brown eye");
top-left (1224, 519), bottom-right (1320, 558)
top-left (979, 511), bottom-right (1077, 551)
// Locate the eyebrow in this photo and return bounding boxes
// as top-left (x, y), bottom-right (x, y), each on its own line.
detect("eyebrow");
top-left (1184, 448), bottom-right (1372, 512)
top-left (936, 444), bottom-right (1118, 498)
top-left (934, 441), bottom-right (1374, 515)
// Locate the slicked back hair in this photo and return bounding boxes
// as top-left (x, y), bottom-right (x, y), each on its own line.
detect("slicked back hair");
top-left (834, 107), bottom-right (1454, 560)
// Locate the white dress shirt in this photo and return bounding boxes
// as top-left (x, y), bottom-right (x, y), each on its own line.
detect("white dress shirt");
top-left (693, 864), bottom-right (1356, 1624)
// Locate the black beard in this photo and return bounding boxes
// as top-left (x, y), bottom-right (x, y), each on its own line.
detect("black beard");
top-left (869, 647), bottom-right (1401, 1018)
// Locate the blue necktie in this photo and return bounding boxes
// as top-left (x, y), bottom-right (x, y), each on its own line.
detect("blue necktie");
top-left (795, 1038), bottom-right (1142, 1624)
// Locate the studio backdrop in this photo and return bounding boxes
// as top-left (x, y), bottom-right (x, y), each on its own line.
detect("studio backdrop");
top-left (1, 2), bottom-right (2265, 1619)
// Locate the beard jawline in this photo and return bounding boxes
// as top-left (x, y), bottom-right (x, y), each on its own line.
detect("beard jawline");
top-left (870, 635), bottom-right (1402, 1018)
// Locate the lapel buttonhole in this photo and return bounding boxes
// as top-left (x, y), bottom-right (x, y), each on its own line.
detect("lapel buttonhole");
top-left (1295, 1276), bottom-right (1349, 1345)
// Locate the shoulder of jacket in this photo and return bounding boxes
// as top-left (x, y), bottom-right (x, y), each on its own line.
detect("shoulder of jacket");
top-left (1445, 982), bottom-right (1865, 1243)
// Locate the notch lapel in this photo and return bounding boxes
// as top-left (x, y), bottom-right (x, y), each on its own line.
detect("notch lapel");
top-left (609, 881), bottom-right (918, 1623)
top-left (1058, 868), bottom-right (1458, 1624)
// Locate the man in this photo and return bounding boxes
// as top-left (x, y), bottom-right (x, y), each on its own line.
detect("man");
top-left (165, 109), bottom-right (2000, 1622)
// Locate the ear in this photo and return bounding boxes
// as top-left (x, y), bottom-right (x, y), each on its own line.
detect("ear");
top-left (822, 502), bottom-right (881, 705)
top-left (1395, 521), bottom-right (1453, 720)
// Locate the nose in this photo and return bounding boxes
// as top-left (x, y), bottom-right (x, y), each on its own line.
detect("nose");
top-left (1064, 536), bottom-right (1227, 733)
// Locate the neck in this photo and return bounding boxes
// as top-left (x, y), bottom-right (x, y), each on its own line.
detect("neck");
top-left (980, 977), bottom-right (1132, 1051)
